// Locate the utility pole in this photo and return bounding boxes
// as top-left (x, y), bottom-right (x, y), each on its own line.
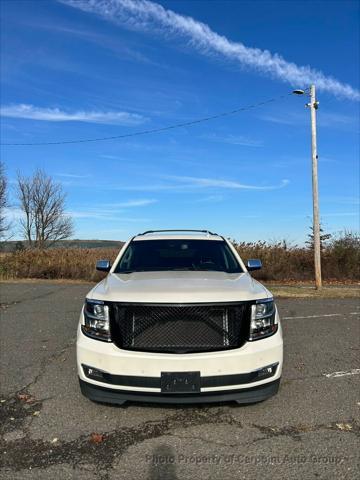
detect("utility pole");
top-left (307, 85), bottom-right (322, 289)
top-left (293, 85), bottom-right (322, 289)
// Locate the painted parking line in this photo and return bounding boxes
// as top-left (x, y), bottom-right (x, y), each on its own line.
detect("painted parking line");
top-left (282, 312), bottom-right (359, 320)
top-left (323, 369), bottom-right (360, 378)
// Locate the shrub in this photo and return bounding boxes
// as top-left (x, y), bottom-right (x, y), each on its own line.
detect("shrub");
top-left (0, 248), bottom-right (119, 282)
top-left (0, 231), bottom-right (358, 282)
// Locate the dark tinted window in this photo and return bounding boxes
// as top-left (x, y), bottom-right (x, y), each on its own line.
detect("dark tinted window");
top-left (114, 239), bottom-right (242, 273)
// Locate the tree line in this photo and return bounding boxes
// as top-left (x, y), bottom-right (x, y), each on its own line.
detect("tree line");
top-left (0, 162), bottom-right (73, 249)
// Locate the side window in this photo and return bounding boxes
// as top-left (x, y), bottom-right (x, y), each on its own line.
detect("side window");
top-left (118, 245), bottom-right (134, 270)
top-left (223, 244), bottom-right (239, 271)
top-left (221, 247), bottom-right (230, 270)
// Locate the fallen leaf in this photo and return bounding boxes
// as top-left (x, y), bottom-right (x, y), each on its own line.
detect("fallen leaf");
top-left (51, 438), bottom-right (58, 444)
top-left (336, 423), bottom-right (352, 431)
top-left (90, 433), bottom-right (105, 444)
top-left (32, 411), bottom-right (40, 417)
top-left (17, 393), bottom-right (34, 403)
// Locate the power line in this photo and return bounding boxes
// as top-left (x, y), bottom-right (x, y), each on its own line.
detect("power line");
top-left (1, 92), bottom-right (293, 146)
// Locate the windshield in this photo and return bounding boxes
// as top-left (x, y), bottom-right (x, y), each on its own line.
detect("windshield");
top-left (114, 239), bottom-right (242, 273)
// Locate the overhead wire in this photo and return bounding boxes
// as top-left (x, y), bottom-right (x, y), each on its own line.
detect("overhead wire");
top-left (1, 91), bottom-right (296, 146)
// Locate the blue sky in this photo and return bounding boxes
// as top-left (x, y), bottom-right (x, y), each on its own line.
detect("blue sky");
top-left (1, 0), bottom-right (359, 243)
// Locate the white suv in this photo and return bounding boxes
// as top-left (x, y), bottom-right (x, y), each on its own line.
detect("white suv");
top-left (77, 230), bottom-right (283, 405)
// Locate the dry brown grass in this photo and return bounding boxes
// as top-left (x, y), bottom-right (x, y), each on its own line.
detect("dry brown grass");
top-left (0, 234), bottom-right (359, 284)
top-left (0, 248), bottom-right (119, 282)
top-left (234, 238), bottom-right (359, 282)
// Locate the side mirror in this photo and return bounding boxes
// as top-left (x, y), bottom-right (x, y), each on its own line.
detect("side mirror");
top-left (96, 260), bottom-right (111, 272)
top-left (247, 259), bottom-right (262, 271)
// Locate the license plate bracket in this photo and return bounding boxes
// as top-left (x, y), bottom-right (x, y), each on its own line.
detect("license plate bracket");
top-left (161, 371), bottom-right (201, 394)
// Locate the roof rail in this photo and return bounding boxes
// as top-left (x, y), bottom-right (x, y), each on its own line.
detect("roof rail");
top-left (137, 229), bottom-right (218, 236)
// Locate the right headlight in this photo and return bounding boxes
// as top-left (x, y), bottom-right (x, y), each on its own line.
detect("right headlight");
top-left (249, 299), bottom-right (278, 340)
top-left (82, 299), bottom-right (111, 342)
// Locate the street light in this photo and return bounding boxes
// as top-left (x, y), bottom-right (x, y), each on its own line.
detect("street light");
top-left (293, 85), bottom-right (322, 290)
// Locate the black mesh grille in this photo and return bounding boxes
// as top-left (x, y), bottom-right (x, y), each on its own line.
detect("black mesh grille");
top-left (111, 303), bottom-right (249, 353)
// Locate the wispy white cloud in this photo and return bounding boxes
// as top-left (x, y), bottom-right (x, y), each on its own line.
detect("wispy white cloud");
top-left (317, 112), bottom-right (360, 128)
top-left (100, 154), bottom-right (121, 160)
top-left (202, 133), bottom-right (263, 147)
top-left (164, 175), bottom-right (289, 191)
top-left (2, 206), bottom-right (137, 225)
top-left (60, 0), bottom-right (360, 100)
top-left (193, 195), bottom-right (224, 203)
top-left (40, 173), bottom-right (290, 193)
top-left (322, 112), bottom-right (353, 125)
top-left (104, 199), bottom-right (157, 207)
top-left (120, 175), bottom-right (289, 191)
top-left (258, 114), bottom-right (300, 126)
top-left (0, 104), bottom-right (146, 125)
top-left (68, 208), bottom-right (151, 221)
top-left (67, 199), bottom-right (156, 220)
top-left (56, 173), bottom-right (92, 179)
top-left (20, 20), bottom-right (163, 67)
top-left (68, 210), bottom-right (107, 220)
top-left (259, 111), bottom-right (359, 129)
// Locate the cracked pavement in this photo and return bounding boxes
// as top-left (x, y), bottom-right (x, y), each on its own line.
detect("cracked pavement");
top-left (0, 282), bottom-right (359, 479)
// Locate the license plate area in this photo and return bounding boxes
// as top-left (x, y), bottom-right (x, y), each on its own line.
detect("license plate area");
top-left (161, 371), bottom-right (201, 394)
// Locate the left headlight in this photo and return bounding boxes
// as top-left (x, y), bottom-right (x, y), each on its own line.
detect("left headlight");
top-left (82, 299), bottom-right (111, 342)
top-left (249, 299), bottom-right (278, 341)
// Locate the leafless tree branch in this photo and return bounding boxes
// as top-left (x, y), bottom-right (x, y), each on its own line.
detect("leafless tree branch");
top-left (16, 169), bottom-right (73, 248)
top-left (0, 161), bottom-right (11, 240)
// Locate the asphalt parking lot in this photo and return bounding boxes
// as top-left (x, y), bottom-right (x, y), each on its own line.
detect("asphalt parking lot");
top-left (0, 282), bottom-right (359, 480)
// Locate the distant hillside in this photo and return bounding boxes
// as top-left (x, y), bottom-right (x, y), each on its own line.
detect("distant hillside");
top-left (0, 239), bottom-right (125, 252)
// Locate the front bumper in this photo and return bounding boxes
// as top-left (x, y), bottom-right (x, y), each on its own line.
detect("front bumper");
top-left (77, 311), bottom-right (283, 404)
top-left (79, 377), bottom-right (280, 405)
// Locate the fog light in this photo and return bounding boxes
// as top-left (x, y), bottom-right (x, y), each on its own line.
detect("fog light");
top-left (83, 365), bottom-right (105, 381)
top-left (255, 363), bottom-right (278, 380)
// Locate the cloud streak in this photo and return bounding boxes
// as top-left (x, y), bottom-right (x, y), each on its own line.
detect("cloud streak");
top-left (260, 111), bottom-right (359, 129)
top-left (67, 199), bottom-right (156, 220)
top-left (1, 104), bottom-right (146, 125)
top-left (166, 175), bottom-right (289, 190)
top-left (104, 199), bottom-right (157, 207)
top-left (118, 175), bottom-right (290, 191)
top-left (60, 0), bottom-right (359, 100)
top-left (68, 209), bottom-right (151, 221)
top-left (56, 173), bottom-right (92, 179)
top-left (192, 195), bottom-right (224, 203)
top-left (202, 133), bottom-right (263, 147)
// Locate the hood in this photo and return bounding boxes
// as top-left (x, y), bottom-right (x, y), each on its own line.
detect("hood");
top-left (87, 271), bottom-right (272, 303)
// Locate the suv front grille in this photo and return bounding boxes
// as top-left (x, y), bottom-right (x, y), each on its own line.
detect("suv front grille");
top-left (111, 303), bottom-right (250, 353)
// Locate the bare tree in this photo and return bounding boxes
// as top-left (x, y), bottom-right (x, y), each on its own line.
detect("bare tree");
top-left (0, 161), bottom-right (10, 240)
top-left (17, 169), bottom-right (73, 248)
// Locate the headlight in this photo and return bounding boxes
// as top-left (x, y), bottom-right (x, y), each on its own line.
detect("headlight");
top-left (249, 299), bottom-right (277, 340)
top-left (82, 299), bottom-right (111, 342)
